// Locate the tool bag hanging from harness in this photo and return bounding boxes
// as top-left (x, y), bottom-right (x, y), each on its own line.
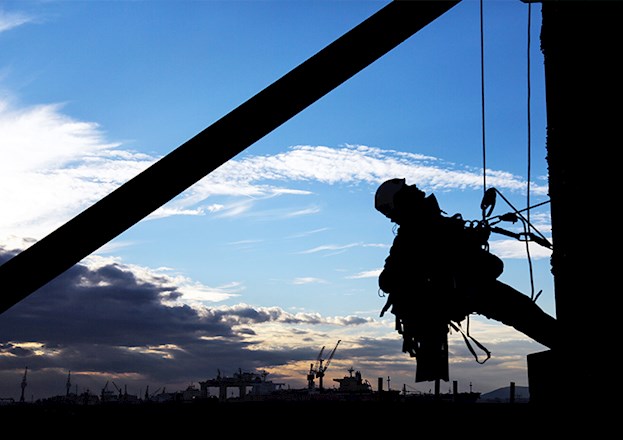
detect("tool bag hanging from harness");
top-left (378, 196), bottom-right (500, 383)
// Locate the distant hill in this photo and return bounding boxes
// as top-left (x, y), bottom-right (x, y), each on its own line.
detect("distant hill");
top-left (480, 386), bottom-right (530, 403)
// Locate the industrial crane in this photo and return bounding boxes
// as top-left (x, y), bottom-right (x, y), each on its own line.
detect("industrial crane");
top-left (307, 345), bottom-right (325, 389)
top-left (313, 340), bottom-right (341, 391)
top-left (66, 370), bottom-right (71, 397)
top-left (144, 385), bottom-right (162, 401)
top-left (112, 381), bottom-right (124, 399)
top-left (19, 366), bottom-right (27, 403)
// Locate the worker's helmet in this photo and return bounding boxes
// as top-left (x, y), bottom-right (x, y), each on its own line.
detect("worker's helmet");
top-left (374, 178), bottom-right (406, 217)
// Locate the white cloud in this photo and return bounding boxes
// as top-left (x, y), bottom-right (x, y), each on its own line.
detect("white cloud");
top-left (0, 96), bottom-right (550, 246)
top-left (299, 243), bottom-right (362, 254)
top-left (180, 144), bottom-right (548, 215)
top-left (489, 238), bottom-right (552, 260)
top-left (284, 206), bottom-right (321, 217)
top-left (0, 10), bottom-right (34, 33)
top-left (286, 228), bottom-right (329, 238)
top-left (347, 269), bottom-right (382, 279)
top-left (0, 101), bottom-right (119, 171)
top-left (0, 99), bottom-right (155, 239)
top-left (292, 277), bottom-right (327, 285)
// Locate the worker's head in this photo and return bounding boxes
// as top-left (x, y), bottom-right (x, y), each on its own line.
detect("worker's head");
top-left (374, 178), bottom-right (425, 223)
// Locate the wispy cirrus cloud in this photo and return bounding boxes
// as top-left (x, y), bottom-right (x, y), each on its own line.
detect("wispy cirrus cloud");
top-left (292, 277), bottom-right (327, 285)
top-left (347, 269), bottom-right (382, 279)
top-left (0, 97), bottom-right (548, 244)
top-left (0, 9), bottom-right (35, 33)
top-left (298, 243), bottom-right (363, 254)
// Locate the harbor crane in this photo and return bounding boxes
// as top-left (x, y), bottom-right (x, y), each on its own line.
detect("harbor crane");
top-left (307, 345), bottom-right (325, 389)
top-left (314, 340), bottom-right (341, 391)
top-left (19, 367), bottom-right (27, 403)
top-left (66, 371), bottom-right (71, 397)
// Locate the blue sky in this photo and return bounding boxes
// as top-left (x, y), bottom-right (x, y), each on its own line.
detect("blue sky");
top-left (0, 0), bottom-right (553, 401)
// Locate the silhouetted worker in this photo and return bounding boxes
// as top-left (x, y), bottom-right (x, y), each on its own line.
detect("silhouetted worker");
top-left (375, 178), bottom-right (558, 382)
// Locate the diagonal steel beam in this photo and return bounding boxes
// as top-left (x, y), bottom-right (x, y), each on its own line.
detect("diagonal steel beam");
top-left (0, 0), bottom-right (460, 314)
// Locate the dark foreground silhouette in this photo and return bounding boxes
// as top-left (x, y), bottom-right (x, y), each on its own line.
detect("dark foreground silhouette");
top-left (0, 398), bottom-right (608, 434)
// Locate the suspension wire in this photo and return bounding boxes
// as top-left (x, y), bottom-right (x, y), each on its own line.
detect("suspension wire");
top-left (488, 199), bottom-right (550, 220)
top-left (526, 2), bottom-right (532, 227)
top-left (525, 2), bottom-right (536, 300)
top-left (479, 2), bottom-right (543, 301)
top-left (488, 198), bottom-right (551, 241)
top-left (479, 0), bottom-right (487, 208)
top-left (490, 190), bottom-right (551, 244)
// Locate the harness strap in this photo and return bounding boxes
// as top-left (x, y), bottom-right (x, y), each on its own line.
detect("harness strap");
top-left (450, 321), bottom-right (491, 364)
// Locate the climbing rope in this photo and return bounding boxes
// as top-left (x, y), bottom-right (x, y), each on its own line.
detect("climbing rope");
top-left (478, 0), bottom-right (550, 303)
top-left (525, 2), bottom-right (536, 300)
top-left (479, 0), bottom-right (487, 210)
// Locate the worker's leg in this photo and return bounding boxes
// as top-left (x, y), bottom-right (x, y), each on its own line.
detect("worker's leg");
top-left (469, 280), bottom-right (559, 349)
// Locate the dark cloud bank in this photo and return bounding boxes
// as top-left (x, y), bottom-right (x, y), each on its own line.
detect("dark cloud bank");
top-left (0, 248), bottom-right (359, 400)
top-left (0, 247), bottom-right (537, 401)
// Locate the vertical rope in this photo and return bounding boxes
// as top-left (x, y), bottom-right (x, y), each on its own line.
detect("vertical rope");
top-left (525, 3), bottom-right (536, 300)
top-left (479, 0), bottom-right (487, 205)
top-left (526, 3), bottom-right (532, 231)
